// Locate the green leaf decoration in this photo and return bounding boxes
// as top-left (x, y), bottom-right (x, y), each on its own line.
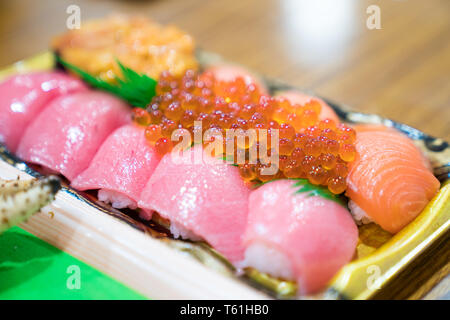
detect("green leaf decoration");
top-left (56, 55), bottom-right (157, 108)
top-left (291, 179), bottom-right (346, 205)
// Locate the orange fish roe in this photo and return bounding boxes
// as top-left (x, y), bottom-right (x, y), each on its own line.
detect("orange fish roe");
top-left (144, 124), bottom-right (162, 143)
top-left (133, 69), bottom-right (357, 194)
top-left (132, 108), bottom-right (151, 126)
top-left (155, 137), bottom-right (173, 156)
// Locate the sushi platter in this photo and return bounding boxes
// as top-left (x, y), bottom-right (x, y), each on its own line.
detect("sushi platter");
top-left (0, 16), bottom-right (449, 300)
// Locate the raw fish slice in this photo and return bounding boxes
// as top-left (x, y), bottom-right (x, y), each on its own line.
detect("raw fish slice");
top-left (17, 91), bottom-right (130, 181)
top-left (0, 72), bottom-right (87, 152)
top-left (241, 179), bottom-right (358, 294)
top-left (349, 124), bottom-right (432, 171)
top-left (275, 90), bottom-right (340, 123)
top-left (138, 145), bottom-right (250, 263)
top-left (346, 125), bottom-right (440, 233)
top-left (204, 64), bottom-right (268, 94)
top-left (71, 124), bottom-right (160, 209)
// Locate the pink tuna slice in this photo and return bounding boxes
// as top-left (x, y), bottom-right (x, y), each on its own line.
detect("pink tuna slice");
top-left (0, 72), bottom-right (87, 152)
top-left (242, 179), bottom-right (358, 294)
top-left (71, 124), bottom-right (160, 209)
top-left (204, 64), bottom-right (268, 94)
top-left (138, 145), bottom-right (250, 263)
top-left (275, 90), bottom-right (340, 123)
top-left (16, 91), bottom-right (130, 181)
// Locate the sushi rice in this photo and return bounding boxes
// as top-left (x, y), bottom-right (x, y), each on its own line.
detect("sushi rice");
top-left (238, 243), bottom-right (294, 281)
top-left (348, 200), bottom-right (373, 225)
top-left (169, 220), bottom-right (203, 242)
top-left (98, 189), bottom-right (137, 210)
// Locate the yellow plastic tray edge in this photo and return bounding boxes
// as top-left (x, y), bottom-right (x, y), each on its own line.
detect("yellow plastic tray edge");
top-left (329, 182), bottom-right (450, 299)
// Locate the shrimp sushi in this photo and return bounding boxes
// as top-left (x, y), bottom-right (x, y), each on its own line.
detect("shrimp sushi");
top-left (0, 72), bottom-right (87, 152)
top-left (346, 124), bottom-right (440, 233)
top-left (16, 91), bottom-right (130, 180)
top-left (240, 179), bottom-right (358, 294)
top-left (71, 124), bottom-right (160, 209)
top-left (138, 145), bottom-right (250, 263)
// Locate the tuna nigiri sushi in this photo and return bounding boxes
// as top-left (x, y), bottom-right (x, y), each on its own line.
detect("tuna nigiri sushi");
top-left (240, 179), bottom-right (358, 294)
top-left (346, 125), bottom-right (440, 233)
top-left (0, 72), bottom-right (87, 152)
top-left (16, 91), bottom-right (130, 181)
top-left (138, 145), bottom-right (250, 263)
top-left (275, 90), bottom-right (340, 123)
top-left (71, 124), bottom-right (160, 209)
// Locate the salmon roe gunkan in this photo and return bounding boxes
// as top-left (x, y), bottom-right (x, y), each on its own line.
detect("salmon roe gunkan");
top-left (132, 69), bottom-right (357, 194)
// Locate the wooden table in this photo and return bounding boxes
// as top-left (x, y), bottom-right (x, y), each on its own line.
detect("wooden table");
top-left (0, 0), bottom-right (448, 299)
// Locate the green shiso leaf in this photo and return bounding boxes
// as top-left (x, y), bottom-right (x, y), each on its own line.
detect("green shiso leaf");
top-left (56, 55), bottom-right (157, 108)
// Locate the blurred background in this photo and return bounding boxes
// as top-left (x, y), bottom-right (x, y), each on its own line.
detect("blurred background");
top-left (0, 0), bottom-right (448, 140)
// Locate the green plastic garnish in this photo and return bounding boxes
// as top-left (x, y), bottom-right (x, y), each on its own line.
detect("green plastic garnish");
top-left (56, 55), bottom-right (157, 108)
top-left (292, 178), bottom-right (345, 205)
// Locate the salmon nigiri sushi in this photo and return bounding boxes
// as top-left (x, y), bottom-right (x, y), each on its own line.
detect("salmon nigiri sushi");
top-left (346, 124), bottom-right (440, 233)
top-left (0, 72), bottom-right (87, 152)
top-left (240, 179), bottom-right (358, 294)
top-left (17, 91), bottom-right (130, 180)
top-left (138, 145), bottom-right (250, 263)
top-left (71, 124), bottom-right (160, 209)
